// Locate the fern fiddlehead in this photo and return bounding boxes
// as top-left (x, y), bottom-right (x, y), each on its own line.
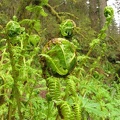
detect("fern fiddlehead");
top-left (58, 101), bottom-right (72, 120)
top-left (40, 54), bottom-right (68, 75)
top-left (40, 38), bottom-right (77, 76)
top-left (47, 77), bottom-right (61, 101)
top-left (66, 77), bottom-right (77, 97)
top-left (72, 102), bottom-right (82, 120)
top-left (59, 19), bottom-right (76, 37)
top-left (87, 6), bottom-right (114, 57)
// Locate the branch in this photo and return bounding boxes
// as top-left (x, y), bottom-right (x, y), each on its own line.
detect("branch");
top-left (45, 4), bottom-right (62, 23)
top-left (58, 12), bottom-right (79, 19)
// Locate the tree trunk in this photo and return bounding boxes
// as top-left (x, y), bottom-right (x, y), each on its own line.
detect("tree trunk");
top-left (98, 0), bottom-right (107, 29)
top-left (89, 0), bottom-right (99, 32)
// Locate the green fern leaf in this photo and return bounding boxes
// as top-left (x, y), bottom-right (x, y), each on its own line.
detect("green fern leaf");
top-left (47, 77), bottom-right (61, 101)
top-left (72, 103), bottom-right (82, 120)
top-left (59, 101), bottom-right (72, 120)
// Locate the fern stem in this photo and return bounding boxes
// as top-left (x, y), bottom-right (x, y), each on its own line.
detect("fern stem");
top-left (7, 36), bottom-right (23, 120)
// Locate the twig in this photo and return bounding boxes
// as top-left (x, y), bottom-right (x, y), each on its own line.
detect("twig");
top-left (45, 4), bottom-right (61, 23)
top-left (58, 12), bottom-right (79, 19)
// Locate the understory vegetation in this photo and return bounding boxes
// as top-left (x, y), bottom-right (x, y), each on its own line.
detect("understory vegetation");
top-left (0, 0), bottom-right (120, 120)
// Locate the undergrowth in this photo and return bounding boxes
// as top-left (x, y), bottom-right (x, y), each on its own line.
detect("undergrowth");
top-left (0, 2), bottom-right (120, 120)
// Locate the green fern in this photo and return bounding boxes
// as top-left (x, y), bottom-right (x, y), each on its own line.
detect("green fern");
top-left (66, 77), bottom-right (77, 97)
top-left (41, 54), bottom-right (68, 75)
top-left (72, 102), bottom-right (82, 120)
top-left (60, 19), bottom-right (76, 37)
top-left (59, 101), bottom-right (72, 120)
top-left (47, 77), bottom-right (61, 101)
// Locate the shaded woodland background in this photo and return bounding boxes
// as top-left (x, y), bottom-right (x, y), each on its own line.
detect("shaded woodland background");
top-left (0, 0), bottom-right (120, 59)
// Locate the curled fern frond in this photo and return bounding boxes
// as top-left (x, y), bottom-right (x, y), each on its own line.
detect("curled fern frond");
top-left (66, 77), bottom-right (77, 97)
top-left (72, 103), bottom-right (82, 120)
top-left (58, 101), bottom-right (72, 120)
top-left (104, 6), bottom-right (114, 21)
top-left (6, 20), bottom-right (24, 38)
top-left (40, 54), bottom-right (68, 75)
top-left (40, 38), bottom-right (77, 76)
top-left (47, 77), bottom-right (61, 101)
top-left (60, 19), bottom-right (76, 37)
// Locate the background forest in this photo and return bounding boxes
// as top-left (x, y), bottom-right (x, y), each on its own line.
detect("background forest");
top-left (0, 0), bottom-right (120, 120)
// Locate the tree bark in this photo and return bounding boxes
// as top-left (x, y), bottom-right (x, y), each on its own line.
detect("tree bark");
top-left (89, 0), bottom-right (99, 31)
top-left (98, 0), bottom-right (107, 29)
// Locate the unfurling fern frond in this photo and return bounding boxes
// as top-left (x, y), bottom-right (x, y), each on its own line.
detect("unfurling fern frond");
top-left (58, 101), bottom-right (72, 120)
top-left (47, 77), bottom-right (61, 101)
top-left (66, 78), bottom-right (77, 97)
top-left (72, 102), bottom-right (82, 120)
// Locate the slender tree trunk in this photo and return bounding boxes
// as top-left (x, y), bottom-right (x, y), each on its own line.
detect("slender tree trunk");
top-left (98, 0), bottom-right (107, 29)
top-left (89, 0), bottom-right (99, 32)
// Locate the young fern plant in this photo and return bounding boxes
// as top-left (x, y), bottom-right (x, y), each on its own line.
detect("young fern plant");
top-left (46, 76), bottom-right (61, 101)
top-left (41, 6), bottom-right (114, 120)
top-left (59, 19), bottom-right (76, 38)
top-left (1, 17), bottom-right (41, 120)
top-left (5, 20), bottom-right (25, 120)
top-left (43, 73), bottom-right (82, 119)
top-left (87, 6), bottom-right (114, 56)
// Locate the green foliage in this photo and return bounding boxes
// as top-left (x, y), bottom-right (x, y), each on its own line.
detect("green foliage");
top-left (98, 6), bottom-right (114, 40)
top-left (40, 0), bottom-right (48, 6)
top-left (79, 78), bottom-right (120, 119)
top-left (104, 6), bottom-right (114, 22)
top-left (72, 102), bottom-right (82, 120)
top-left (20, 19), bottom-right (41, 34)
top-left (58, 101), bottom-right (72, 120)
top-left (28, 34), bottom-right (40, 46)
top-left (0, 3), bottom-right (120, 120)
top-left (41, 38), bottom-right (77, 75)
top-left (66, 77), bottom-right (77, 97)
top-left (87, 6), bottom-right (114, 57)
top-left (47, 77), bottom-right (61, 100)
top-left (26, 5), bottom-right (47, 17)
top-left (6, 20), bottom-right (23, 37)
top-left (0, 18), bottom-right (42, 119)
top-left (60, 19), bottom-right (76, 37)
